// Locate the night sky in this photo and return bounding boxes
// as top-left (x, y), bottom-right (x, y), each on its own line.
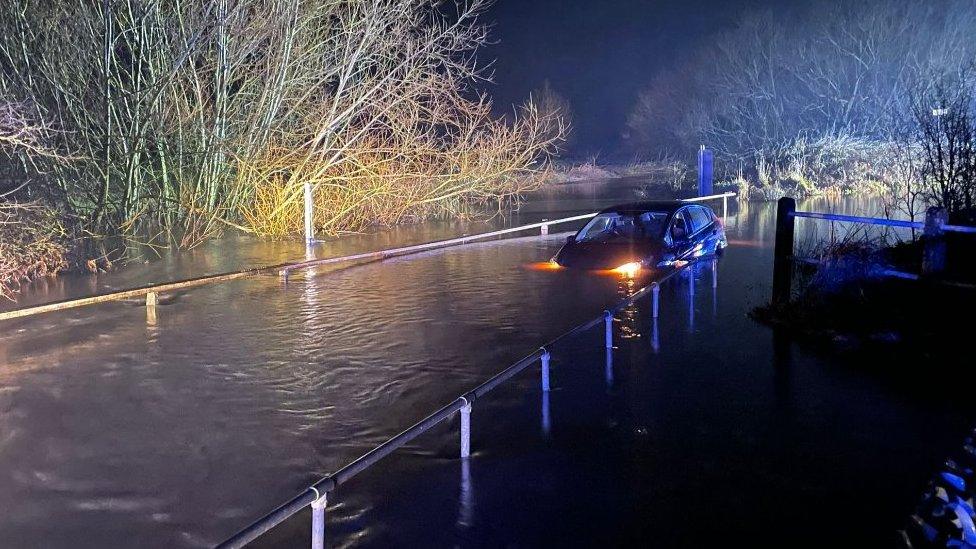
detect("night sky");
top-left (481, 0), bottom-right (794, 157)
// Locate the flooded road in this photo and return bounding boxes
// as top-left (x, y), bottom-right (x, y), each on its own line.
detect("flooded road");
top-left (0, 180), bottom-right (970, 547)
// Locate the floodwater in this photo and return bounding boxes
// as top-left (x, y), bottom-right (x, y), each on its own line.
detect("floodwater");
top-left (0, 181), bottom-right (970, 547)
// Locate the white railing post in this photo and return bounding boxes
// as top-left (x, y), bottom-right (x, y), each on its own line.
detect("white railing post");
top-left (311, 490), bottom-right (328, 549)
top-left (304, 181), bottom-right (314, 245)
top-left (604, 310), bottom-right (613, 348)
top-left (722, 195), bottom-right (728, 224)
top-left (146, 291), bottom-right (158, 325)
top-left (460, 398), bottom-right (472, 459)
top-left (540, 350), bottom-right (551, 392)
top-left (651, 284), bottom-right (660, 318)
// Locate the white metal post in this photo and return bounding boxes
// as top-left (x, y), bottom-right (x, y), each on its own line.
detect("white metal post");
top-left (605, 346), bottom-right (613, 387)
top-left (311, 491), bottom-right (327, 549)
top-left (146, 291), bottom-right (158, 325)
top-left (540, 351), bottom-right (551, 392)
top-left (460, 399), bottom-right (472, 459)
top-left (712, 259), bottom-right (718, 288)
top-left (652, 284), bottom-right (660, 318)
top-left (304, 181), bottom-right (314, 245)
top-left (722, 195), bottom-right (728, 224)
top-left (604, 311), bottom-right (612, 348)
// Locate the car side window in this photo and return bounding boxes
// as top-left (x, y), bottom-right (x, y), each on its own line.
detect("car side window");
top-left (689, 207), bottom-right (712, 233)
top-left (670, 211), bottom-right (689, 241)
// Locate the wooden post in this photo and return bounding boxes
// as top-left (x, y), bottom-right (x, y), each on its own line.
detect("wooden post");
top-left (772, 197), bottom-right (796, 305)
top-left (922, 207), bottom-right (947, 277)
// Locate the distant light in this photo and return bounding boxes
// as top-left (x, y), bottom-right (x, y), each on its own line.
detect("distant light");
top-left (613, 262), bottom-right (641, 277)
top-left (933, 108), bottom-right (949, 117)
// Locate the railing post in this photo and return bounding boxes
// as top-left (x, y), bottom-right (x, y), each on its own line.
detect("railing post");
top-left (311, 490), bottom-right (328, 549)
top-left (772, 197), bottom-right (796, 305)
top-left (460, 398), bottom-right (472, 459)
top-left (712, 259), bottom-right (718, 289)
top-left (922, 206), bottom-right (947, 277)
top-left (304, 181), bottom-right (314, 245)
top-left (146, 291), bottom-right (158, 324)
top-left (604, 310), bottom-right (613, 348)
top-left (651, 284), bottom-right (660, 318)
top-left (540, 350), bottom-right (551, 392)
top-left (722, 194), bottom-right (728, 224)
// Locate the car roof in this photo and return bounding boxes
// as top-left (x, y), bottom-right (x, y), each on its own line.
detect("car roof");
top-left (597, 200), bottom-right (692, 216)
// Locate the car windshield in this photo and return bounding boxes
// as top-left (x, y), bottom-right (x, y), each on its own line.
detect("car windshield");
top-left (575, 211), bottom-right (669, 242)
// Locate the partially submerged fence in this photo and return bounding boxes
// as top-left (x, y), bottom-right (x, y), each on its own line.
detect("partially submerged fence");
top-left (1, 192), bottom-right (740, 322)
top-left (771, 197), bottom-right (976, 303)
top-left (0, 213), bottom-right (599, 322)
top-left (216, 262), bottom-right (703, 549)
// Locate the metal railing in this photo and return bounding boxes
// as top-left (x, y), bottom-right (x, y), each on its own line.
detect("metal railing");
top-left (772, 197), bottom-right (976, 303)
top-left (680, 191), bottom-right (736, 223)
top-left (278, 213), bottom-right (598, 279)
top-left (0, 213), bottom-right (598, 323)
top-left (2, 194), bottom-right (740, 322)
top-left (216, 263), bottom-right (700, 549)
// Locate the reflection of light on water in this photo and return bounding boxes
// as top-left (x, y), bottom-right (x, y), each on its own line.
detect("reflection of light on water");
top-left (616, 278), bottom-right (641, 340)
top-left (523, 261), bottom-right (564, 272)
top-left (541, 391), bottom-right (551, 436)
top-left (458, 459), bottom-right (473, 528)
top-left (727, 239), bottom-right (767, 248)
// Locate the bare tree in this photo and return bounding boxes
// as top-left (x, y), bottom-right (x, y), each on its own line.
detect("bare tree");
top-left (0, 0), bottom-right (564, 247)
top-left (912, 77), bottom-right (976, 215)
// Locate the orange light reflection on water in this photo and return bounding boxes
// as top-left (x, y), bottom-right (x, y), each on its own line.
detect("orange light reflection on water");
top-left (524, 261), bottom-right (564, 272)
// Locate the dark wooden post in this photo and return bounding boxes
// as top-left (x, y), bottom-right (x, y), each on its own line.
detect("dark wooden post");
top-left (922, 206), bottom-right (947, 276)
top-left (772, 197), bottom-right (796, 305)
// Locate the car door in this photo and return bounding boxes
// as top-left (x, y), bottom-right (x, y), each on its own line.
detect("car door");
top-left (667, 208), bottom-right (696, 260)
top-left (688, 206), bottom-right (718, 255)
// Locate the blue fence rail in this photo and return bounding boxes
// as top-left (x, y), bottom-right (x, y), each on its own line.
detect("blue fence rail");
top-left (216, 263), bottom-right (701, 549)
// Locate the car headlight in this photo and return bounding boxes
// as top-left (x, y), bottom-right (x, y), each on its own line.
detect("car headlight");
top-left (613, 261), bottom-right (641, 277)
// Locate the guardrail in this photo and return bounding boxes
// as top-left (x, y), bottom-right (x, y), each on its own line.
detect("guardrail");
top-left (0, 213), bottom-right (598, 323)
top-left (278, 213), bottom-right (598, 279)
top-left (216, 262), bottom-right (702, 549)
top-left (680, 191), bottom-right (736, 223)
top-left (772, 197), bottom-right (976, 303)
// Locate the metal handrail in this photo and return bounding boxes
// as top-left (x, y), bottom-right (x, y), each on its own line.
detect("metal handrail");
top-left (792, 210), bottom-right (976, 234)
top-left (216, 261), bottom-right (698, 549)
top-left (679, 191), bottom-right (736, 203)
top-left (279, 213), bottom-right (599, 277)
top-left (0, 213), bottom-right (598, 322)
top-left (680, 192), bottom-right (736, 222)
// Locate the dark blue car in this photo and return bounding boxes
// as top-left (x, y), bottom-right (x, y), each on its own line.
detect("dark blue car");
top-left (553, 201), bottom-right (727, 275)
